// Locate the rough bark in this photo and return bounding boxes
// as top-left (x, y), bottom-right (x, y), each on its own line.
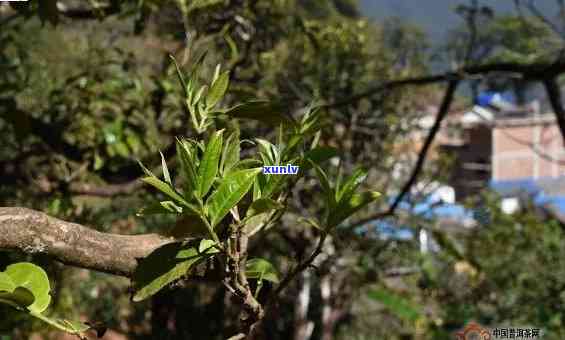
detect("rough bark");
top-left (0, 207), bottom-right (174, 277)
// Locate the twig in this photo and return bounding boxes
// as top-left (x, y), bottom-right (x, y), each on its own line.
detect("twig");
top-left (345, 80), bottom-right (459, 228)
top-left (272, 232), bottom-right (327, 298)
top-left (323, 58), bottom-right (565, 109)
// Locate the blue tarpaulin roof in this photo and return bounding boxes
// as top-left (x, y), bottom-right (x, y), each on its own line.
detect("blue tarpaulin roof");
top-left (476, 91), bottom-right (515, 106)
top-left (364, 176), bottom-right (565, 239)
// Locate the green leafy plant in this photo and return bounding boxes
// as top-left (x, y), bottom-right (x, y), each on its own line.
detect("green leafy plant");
top-left (1, 56), bottom-right (382, 339)
top-left (0, 262), bottom-right (104, 339)
top-left (131, 57), bottom-right (382, 337)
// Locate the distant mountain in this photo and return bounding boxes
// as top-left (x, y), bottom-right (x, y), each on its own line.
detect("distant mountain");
top-left (359, 0), bottom-right (559, 41)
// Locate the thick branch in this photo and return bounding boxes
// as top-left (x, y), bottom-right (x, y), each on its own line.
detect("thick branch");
top-left (0, 207), bottom-right (174, 277)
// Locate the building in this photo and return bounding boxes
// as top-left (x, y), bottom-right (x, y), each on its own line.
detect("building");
top-left (441, 93), bottom-right (565, 216)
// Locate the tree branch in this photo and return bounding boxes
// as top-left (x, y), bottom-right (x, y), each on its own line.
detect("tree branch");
top-left (346, 80), bottom-right (459, 228)
top-left (0, 207), bottom-right (174, 277)
top-left (325, 59), bottom-right (565, 108)
top-left (388, 80), bottom-right (459, 213)
top-left (272, 232), bottom-right (327, 298)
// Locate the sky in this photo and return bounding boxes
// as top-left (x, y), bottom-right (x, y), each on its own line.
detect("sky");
top-left (359, 0), bottom-right (559, 42)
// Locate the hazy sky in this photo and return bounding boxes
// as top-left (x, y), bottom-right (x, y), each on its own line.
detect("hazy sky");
top-left (359, 0), bottom-right (559, 41)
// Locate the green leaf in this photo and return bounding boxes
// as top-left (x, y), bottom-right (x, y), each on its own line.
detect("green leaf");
top-left (193, 85), bottom-right (208, 107)
top-left (137, 201), bottom-right (183, 217)
top-left (301, 147), bottom-right (338, 170)
top-left (176, 138), bottom-right (199, 198)
top-left (253, 177), bottom-right (262, 201)
top-left (169, 55), bottom-right (187, 95)
top-left (141, 177), bottom-right (190, 208)
top-left (207, 70), bottom-right (230, 108)
top-left (336, 168), bottom-right (368, 203)
top-left (367, 288), bottom-right (421, 322)
top-left (298, 217), bottom-right (324, 231)
top-left (137, 160), bottom-right (155, 177)
top-left (206, 168), bottom-right (261, 227)
top-left (282, 134), bottom-right (303, 159)
top-left (245, 258), bottom-right (280, 283)
top-left (228, 159), bottom-right (263, 174)
top-left (221, 131), bottom-right (241, 174)
top-left (309, 160), bottom-right (334, 209)
top-left (160, 152), bottom-right (172, 186)
top-left (198, 130), bottom-right (224, 198)
top-left (132, 242), bottom-right (206, 302)
top-left (212, 64), bottom-right (221, 84)
top-left (243, 212), bottom-right (271, 236)
top-left (261, 173), bottom-right (289, 199)
top-left (198, 239), bottom-right (220, 254)
top-left (0, 286), bottom-right (35, 310)
top-left (225, 100), bottom-right (295, 126)
top-left (246, 198), bottom-right (283, 219)
top-left (256, 138), bottom-right (279, 165)
top-left (329, 191), bottom-right (381, 228)
top-left (93, 152), bottom-right (104, 171)
top-left (5, 263), bottom-right (51, 313)
top-left (299, 106), bottom-right (321, 134)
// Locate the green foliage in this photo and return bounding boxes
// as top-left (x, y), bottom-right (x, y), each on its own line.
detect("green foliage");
top-left (225, 100), bottom-right (294, 126)
top-left (367, 287), bottom-right (422, 323)
top-left (447, 14), bottom-right (562, 64)
top-left (206, 168), bottom-right (261, 227)
top-left (245, 258), bottom-right (280, 284)
top-left (4, 263), bottom-right (51, 314)
top-left (0, 262), bottom-right (101, 338)
top-left (132, 59), bottom-right (382, 303)
top-left (246, 198), bottom-right (283, 219)
top-left (309, 161), bottom-right (381, 228)
top-left (0, 272), bottom-right (35, 310)
top-left (198, 130), bottom-right (224, 198)
top-left (207, 68), bottom-right (230, 109)
top-left (132, 242), bottom-right (213, 302)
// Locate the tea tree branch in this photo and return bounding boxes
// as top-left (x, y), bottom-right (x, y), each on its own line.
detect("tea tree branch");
top-left (0, 207), bottom-right (174, 277)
